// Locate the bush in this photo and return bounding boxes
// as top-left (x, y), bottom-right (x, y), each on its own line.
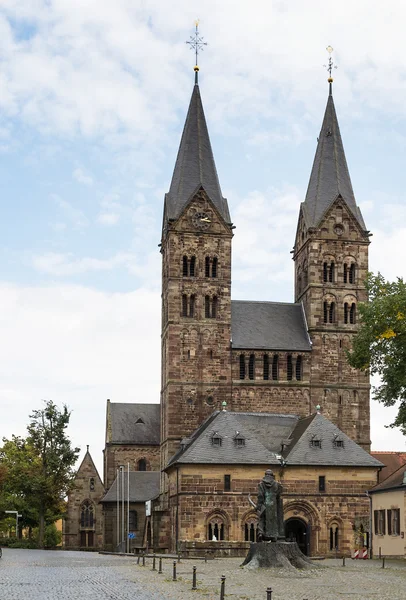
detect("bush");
top-left (8, 538), bottom-right (38, 549)
top-left (44, 523), bottom-right (62, 548)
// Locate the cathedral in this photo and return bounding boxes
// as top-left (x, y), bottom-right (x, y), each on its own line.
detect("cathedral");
top-left (64, 62), bottom-right (382, 557)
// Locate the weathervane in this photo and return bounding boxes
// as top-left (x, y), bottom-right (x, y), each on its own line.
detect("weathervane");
top-left (186, 20), bottom-right (207, 83)
top-left (324, 46), bottom-right (337, 94)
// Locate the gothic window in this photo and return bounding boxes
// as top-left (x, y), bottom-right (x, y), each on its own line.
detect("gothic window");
top-left (248, 354), bottom-right (255, 380)
top-left (89, 477), bottom-right (95, 492)
top-left (287, 355), bottom-right (293, 381)
top-left (183, 256), bottom-right (188, 277)
top-left (189, 294), bottom-right (196, 318)
top-left (212, 257), bottom-right (218, 278)
top-left (263, 354), bottom-right (269, 380)
top-left (190, 256), bottom-right (196, 277)
top-left (239, 354), bottom-right (246, 380)
top-left (350, 303), bottom-right (356, 324)
top-left (182, 294), bottom-right (188, 317)
top-left (212, 296), bottom-right (218, 318)
top-left (207, 516), bottom-right (225, 541)
top-left (205, 295), bottom-right (211, 318)
top-left (295, 355), bottom-right (302, 381)
top-left (129, 510), bottom-right (138, 531)
top-left (272, 354), bottom-right (279, 381)
top-left (205, 256), bottom-right (211, 278)
top-left (80, 501), bottom-right (94, 529)
top-left (138, 458), bottom-right (147, 471)
top-left (329, 523), bottom-right (339, 551)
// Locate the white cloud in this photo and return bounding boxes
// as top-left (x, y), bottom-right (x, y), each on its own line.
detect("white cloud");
top-left (73, 167), bottom-right (93, 186)
top-left (97, 213), bottom-right (120, 226)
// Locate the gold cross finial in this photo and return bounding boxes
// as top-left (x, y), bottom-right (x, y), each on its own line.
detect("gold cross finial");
top-left (186, 20), bottom-right (208, 84)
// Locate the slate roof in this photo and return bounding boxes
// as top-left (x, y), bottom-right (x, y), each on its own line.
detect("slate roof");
top-left (164, 83), bottom-right (231, 225)
top-left (101, 471), bottom-right (160, 503)
top-left (231, 301), bottom-right (311, 351)
top-left (107, 402), bottom-right (160, 445)
top-left (167, 411), bottom-right (383, 469)
top-left (302, 87), bottom-right (366, 230)
top-left (369, 461), bottom-right (406, 494)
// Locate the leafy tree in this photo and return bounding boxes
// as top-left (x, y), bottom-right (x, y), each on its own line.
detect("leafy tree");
top-left (0, 401), bottom-right (80, 547)
top-left (347, 273), bottom-right (406, 433)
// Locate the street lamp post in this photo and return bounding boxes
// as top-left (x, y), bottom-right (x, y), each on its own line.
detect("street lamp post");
top-left (5, 511), bottom-right (22, 538)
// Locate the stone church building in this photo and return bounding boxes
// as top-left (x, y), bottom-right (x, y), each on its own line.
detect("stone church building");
top-left (64, 68), bottom-right (383, 557)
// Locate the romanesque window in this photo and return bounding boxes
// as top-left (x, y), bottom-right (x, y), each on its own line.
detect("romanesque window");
top-left (138, 458), bottom-right (147, 471)
top-left (263, 354), bottom-right (269, 380)
top-left (329, 523), bottom-right (339, 551)
top-left (212, 296), bottom-right (218, 318)
top-left (205, 296), bottom-right (218, 318)
top-left (319, 475), bottom-right (326, 492)
top-left (205, 256), bottom-right (218, 278)
top-left (189, 294), bottom-right (195, 318)
top-left (344, 262), bottom-right (356, 284)
top-left (287, 355), bottom-right (293, 381)
top-left (323, 301), bottom-right (335, 323)
top-left (350, 303), bottom-right (356, 324)
top-left (89, 477), bottom-right (95, 492)
top-left (239, 354), bottom-right (246, 380)
top-left (212, 257), bottom-right (218, 278)
top-left (183, 255), bottom-right (188, 277)
top-left (272, 354), bottom-right (279, 380)
top-left (248, 354), bottom-right (255, 380)
top-left (205, 295), bottom-right (210, 317)
top-left (190, 256), bottom-right (196, 277)
top-left (182, 256), bottom-right (196, 277)
top-left (205, 256), bottom-right (210, 277)
top-left (207, 516), bottom-right (225, 541)
top-left (80, 501), bottom-right (94, 528)
top-left (387, 509), bottom-right (400, 535)
top-left (182, 295), bottom-right (196, 318)
top-left (344, 302), bottom-right (349, 324)
top-left (244, 519), bottom-right (258, 542)
top-left (129, 510), bottom-right (138, 531)
top-left (182, 294), bottom-right (188, 317)
top-left (295, 356), bottom-right (302, 381)
top-left (323, 261), bottom-right (335, 283)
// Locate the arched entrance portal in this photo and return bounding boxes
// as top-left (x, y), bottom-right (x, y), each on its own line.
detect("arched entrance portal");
top-left (285, 517), bottom-right (309, 555)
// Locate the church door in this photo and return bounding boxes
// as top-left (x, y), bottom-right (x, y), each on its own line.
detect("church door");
top-left (284, 517), bottom-right (309, 555)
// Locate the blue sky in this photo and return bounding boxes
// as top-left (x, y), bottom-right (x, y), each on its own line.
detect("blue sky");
top-left (1, 0), bottom-right (405, 474)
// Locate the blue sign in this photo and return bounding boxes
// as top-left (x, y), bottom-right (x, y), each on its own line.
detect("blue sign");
top-left (128, 533), bottom-right (136, 539)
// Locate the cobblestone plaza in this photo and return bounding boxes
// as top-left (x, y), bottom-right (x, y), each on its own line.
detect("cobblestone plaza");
top-left (1, 549), bottom-right (406, 600)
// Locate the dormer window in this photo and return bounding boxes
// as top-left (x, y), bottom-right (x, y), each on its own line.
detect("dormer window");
top-left (333, 436), bottom-right (344, 448)
top-left (211, 433), bottom-right (222, 447)
top-left (310, 436), bottom-right (322, 449)
top-left (135, 418), bottom-right (144, 424)
top-left (234, 432), bottom-right (245, 448)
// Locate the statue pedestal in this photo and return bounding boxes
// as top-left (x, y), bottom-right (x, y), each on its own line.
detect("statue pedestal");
top-left (241, 541), bottom-right (315, 570)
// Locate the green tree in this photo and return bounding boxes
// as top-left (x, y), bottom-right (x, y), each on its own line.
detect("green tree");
top-left (347, 273), bottom-right (406, 433)
top-left (0, 401), bottom-right (80, 547)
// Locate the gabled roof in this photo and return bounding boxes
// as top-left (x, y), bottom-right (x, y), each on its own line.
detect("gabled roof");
top-left (167, 411), bottom-right (383, 469)
top-left (231, 301), bottom-right (311, 351)
top-left (369, 461), bottom-right (406, 494)
top-left (371, 451), bottom-right (406, 484)
top-left (101, 471), bottom-right (160, 503)
top-left (164, 83), bottom-right (231, 225)
top-left (107, 402), bottom-right (160, 445)
top-left (75, 447), bottom-right (103, 484)
top-left (286, 414), bottom-right (383, 467)
top-left (303, 86), bottom-right (366, 230)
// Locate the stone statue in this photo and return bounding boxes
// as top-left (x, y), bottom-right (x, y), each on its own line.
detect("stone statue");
top-left (249, 470), bottom-right (285, 542)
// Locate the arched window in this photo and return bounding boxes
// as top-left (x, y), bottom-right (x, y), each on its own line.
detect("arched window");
top-left (89, 477), bottom-right (95, 492)
top-left (244, 518), bottom-right (258, 542)
top-left (182, 294), bottom-right (188, 317)
top-left (207, 515), bottom-right (226, 541)
top-left (205, 296), bottom-right (217, 319)
top-left (329, 523), bottom-right (339, 551)
top-left (189, 256), bottom-right (196, 277)
top-left (323, 260), bottom-right (334, 283)
top-left (138, 458), bottom-right (147, 471)
top-left (239, 354), bottom-right (246, 380)
top-left (349, 263), bottom-right (356, 284)
top-left (182, 256), bottom-right (188, 277)
top-left (295, 356), bottom-right (302, 381)
top-left (205, 256), bottom-right (211, 278)
top-left (329, 302), bottom-right (335, 323)
top-left (212, 296), bottom-right (218, 318)
top-left (248, 354), bottom-right (255, 380)
top-left (344, 302), bottom-right (349, 324)
top-left (205, 295), bottom-right (211, 318)
top-left (263, 354), bottom-right (269, 380)
top-left (182, 256), bottom-right (196, 277)
top-left (287, 355), bottom-right (293, 381)
top-left (189, 294), bottom-right (195, 318)
top-left (212, 257), bottom-right (218, 278)
top-left (272, 355), bottom-right (279, 381)
top-left (350, 303), bottom-right (356, 324)
top-left (80, 501), bottom-right (94, 529)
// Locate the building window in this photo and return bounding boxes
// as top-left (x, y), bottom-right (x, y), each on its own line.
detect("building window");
top-left (344, 263), bottom-right (356, 284)
top-left (89, 477), bottom-right (95, 492)
top-left (310, 437), bottom-right (322, 449)
top-left (248, 354), bottom-right (255, 380)
top-left (212, 296), bottom-right (218, 318)
top-left (244, 519), bottom-right (258, 542)
top-left (324, 301), bottom-right (335, 323)
top-left (329, 524), bottom-right (339, 551)
top-left (263, 354), bottom-right (269, 380)
top-left (189, 295), bottom-right (195, 318)
top-left (272, 355), bottom-right (279, 380)
top-left (350, 303), bottom-right (356, 324)
top-left (183, 256), bottom-right (188, 277)
top-left (374, 510), bottom-right (386, 535)
top-left (182, 294), bottom-right (188, 317)
top-left (190, 256), bottom-right (196, 277)
top-left (182, 256), bottom-right (196, 277)
top-left (333, 436), bottom-right (344, 448)
top-left (224, 475), bottom-right (231, 492)
top-left (138, 458), bottom-right (147, 471)
top-left (211, 433), bottom-right (222, 446)
top-left (387, 509), bottom-right (400, 536)
top-left (205, 295), bottom-right (210, 318)
top-left (234, 437), bottom-right (245, 448)
top-left (207, 517), bottom-right (225, 541)
top-left (319, 475), bottom-right (326, 492)
top-left (323, 262), bottom-right (335, 283)
top-left (287, 355), bottom-right (293, 381)
top-left (205, 256), bottom-right (211, 278)
top-left (344, 302), bottom-right (349, 324)
top-left (295, 356), bottom-right (302, 381)
top-left (212, 257), bottom-right (218, 278)
top-left (239, 354), bottom-right (246, 380)
top-left (80, 501), bottom-right (94, 528)
top-left (129, 510), bottom-right (138, 531)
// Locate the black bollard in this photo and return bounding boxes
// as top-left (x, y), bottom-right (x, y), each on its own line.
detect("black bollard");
top-left (379, 546), bottom-right (381, 559)
top-left (137, 554), bottom-right (140, 565)
top-left (220, 575), bottom-right (226, 600)
top-left (266, 587), bottom-right (272, 600)
top-left (152, 554), bottom-right (156, 571)
top-left (382, 556), bottom-right (385, 569)
top-left (173, 560), bottom-right (177, 581)
top-left (142, 553), bottom-right (145, 567)
top-left (342, 556), bottom-right (346, 567)
top-left (192, 565), bottom-right (197, 590)
top-left (158, 556), bottom-right (163, 574)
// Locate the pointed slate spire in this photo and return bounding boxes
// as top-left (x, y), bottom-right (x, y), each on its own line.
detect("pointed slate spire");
top-left (165, 82), bottom-right (231, 225)
top-left (303, 85), bottom-right (366, 230)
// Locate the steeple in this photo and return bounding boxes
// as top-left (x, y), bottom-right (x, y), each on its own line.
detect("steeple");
top-left (302, 80), bottom-right (366, 231)
top-left (164, 82), bottom-right (231, 225)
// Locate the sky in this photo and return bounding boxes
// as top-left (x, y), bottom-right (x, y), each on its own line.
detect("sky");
top-left (1, 0), bottom-right (405, 476)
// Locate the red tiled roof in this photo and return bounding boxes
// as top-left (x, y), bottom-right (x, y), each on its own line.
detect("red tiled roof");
top-left (371, 452), bottom-right (406, 484)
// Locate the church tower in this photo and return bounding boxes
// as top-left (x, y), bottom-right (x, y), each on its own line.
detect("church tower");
top-left (293, 71), bottom-right (371, 450)
top-left (160, 67), bottom-right (234, 475)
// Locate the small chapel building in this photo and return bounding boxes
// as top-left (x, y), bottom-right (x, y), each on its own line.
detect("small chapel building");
top-left (64, 63), bottom-right (383, 557)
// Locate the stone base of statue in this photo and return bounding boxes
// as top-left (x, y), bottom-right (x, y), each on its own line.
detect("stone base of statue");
top-left (241, 540), bottom-right (315, 570)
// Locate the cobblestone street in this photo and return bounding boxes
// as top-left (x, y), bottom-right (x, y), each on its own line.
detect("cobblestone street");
top-left (1, 549), bottom-right (406, 600)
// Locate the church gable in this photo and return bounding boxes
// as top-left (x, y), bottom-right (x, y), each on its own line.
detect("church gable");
top-left (108, 402), bottom-right (160, 445)
top-left (313, 196), bottom-right (368, 242)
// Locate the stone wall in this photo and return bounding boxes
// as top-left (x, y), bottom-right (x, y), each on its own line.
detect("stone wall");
top-left (104, 444), bottom-right (160, 490)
